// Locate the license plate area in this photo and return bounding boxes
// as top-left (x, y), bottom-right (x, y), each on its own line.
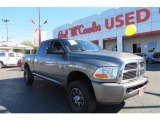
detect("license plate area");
top-left (126, 81), bottom-right (147, 94)
top-left (138, 87), bottom-right (144, 96)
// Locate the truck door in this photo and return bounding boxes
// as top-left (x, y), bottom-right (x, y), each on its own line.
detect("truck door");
top-left (34, 41), bottom-right (52, 77)
top-left (6, 52), bottom-right (17, 66)
top-left (47, 40), bottom-right (66, 84)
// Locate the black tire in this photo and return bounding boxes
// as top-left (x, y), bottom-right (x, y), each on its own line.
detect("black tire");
top-left (67, 80), bottom-right (97, 113)
top-left (24, 67), bottom-right (34, 85)
top-left (0, 62), bottom-right (3, 69)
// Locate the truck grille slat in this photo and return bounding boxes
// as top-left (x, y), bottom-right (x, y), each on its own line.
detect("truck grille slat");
top-left (123, 71), bottom-right (137, 80)
top-left (124, 63), bottom-right (137, 70)
top-left (122, 61), bottom-right (145, 81)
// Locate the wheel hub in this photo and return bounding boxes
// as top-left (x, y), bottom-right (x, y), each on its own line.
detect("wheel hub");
top-left (73, 96), bottom-right (80, 102)
top-left (24, 71), bottom-right (28, 80)
top-left (70, 88), bottom-right (84, 108)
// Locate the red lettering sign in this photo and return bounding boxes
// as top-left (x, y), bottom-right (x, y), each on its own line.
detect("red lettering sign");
top-left (105, 17), bottom-right (114, 29)
top-left (58, 29), bottom-right (68, 38)
top-left (58, 8), bottom-right (151, 37)
top-left (115, 14), bottom-right (124, 28)
top-left (125, 11), bottom-right (135, 25)
top-left (105, 8), bottom-right (150, 30)
top-left (69, 21), bottom-right (101, 37)
top-left (137, 8), bottom-right (150, 23)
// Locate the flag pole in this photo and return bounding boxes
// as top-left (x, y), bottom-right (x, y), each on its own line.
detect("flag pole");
top-left (38, 7), bottom-right (41, 46)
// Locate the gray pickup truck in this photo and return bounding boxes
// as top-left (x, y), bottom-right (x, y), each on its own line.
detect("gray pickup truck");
top-left (23, 39), bottom-right (148, 112)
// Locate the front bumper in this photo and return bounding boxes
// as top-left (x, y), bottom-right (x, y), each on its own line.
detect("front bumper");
top-left (92, 76), bottom-right (148, 104)
top-left (152, 59), bottom-right (160, 62)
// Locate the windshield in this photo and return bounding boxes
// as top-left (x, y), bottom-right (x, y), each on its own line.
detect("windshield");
top-left (0, 53), bottom-right (5, 57)
top-left (67, 40), bottom-right (100, 52)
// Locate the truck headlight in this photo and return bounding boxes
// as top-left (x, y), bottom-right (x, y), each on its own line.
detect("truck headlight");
top-left (93, 67), bottom-right (119, 79)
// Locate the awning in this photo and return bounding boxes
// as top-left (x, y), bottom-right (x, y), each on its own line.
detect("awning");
top-left (0, 41), bottom-right (33, 50)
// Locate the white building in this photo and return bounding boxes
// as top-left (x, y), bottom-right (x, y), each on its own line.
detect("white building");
top-left (0, 41), bottom-right (33, 54)
top-left (53, 7), bottom-right (160, 57)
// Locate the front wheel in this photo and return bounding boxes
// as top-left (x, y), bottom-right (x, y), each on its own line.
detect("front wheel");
top-left (67, 80), bottom-right (97, 113)
top-left (24, 67), bottom-right (34, 85)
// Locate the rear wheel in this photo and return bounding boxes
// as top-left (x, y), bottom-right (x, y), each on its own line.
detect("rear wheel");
top-left (0, 62), bottom-right (3, 69)
top-left (24, 67), bottom-right (34, 85)
top-left (67, 80), bottom-right (97, 113)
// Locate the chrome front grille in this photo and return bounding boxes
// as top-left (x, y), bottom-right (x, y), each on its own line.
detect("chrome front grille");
top-left (140, 61), bottom-right (145, 68)
top-left (122, 61), bottom-right (145, 81)
top-left (124, 63), bottom-right (137, 70)
top-left (123, 71), bottom-right (137, 80)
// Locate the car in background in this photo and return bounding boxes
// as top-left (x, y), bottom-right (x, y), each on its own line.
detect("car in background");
top-left (134, 53), bottom-right (148, 63)
top-left (15, 52), bottom-right (24, 69)
top-left (16, 52), bottom-right (24, 58)
top-left (151, 52), bottom-right (160, 63)
top-left (0, 51), bottom-right (20, 69)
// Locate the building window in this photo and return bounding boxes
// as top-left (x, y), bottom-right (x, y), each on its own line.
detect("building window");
top-left (111, 45), bottom-right (117, 51)
top-left (148, 41), bottom-right (157, 52)
top-left (123, 45), bottom-right (128, 53)
top-left (133, 43), bottom-right (141, 53)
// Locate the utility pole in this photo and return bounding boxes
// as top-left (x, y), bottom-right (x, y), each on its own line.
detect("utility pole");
top-left (32, 8), bottom-right (47, 46)
top-left (2, 19), bottom-right (9, 41)
top-left (38, 8), bottom-right (41, 45)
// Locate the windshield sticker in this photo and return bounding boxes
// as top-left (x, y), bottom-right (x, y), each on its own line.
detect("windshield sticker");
top-left (68, 40), bottom-right (78, 45)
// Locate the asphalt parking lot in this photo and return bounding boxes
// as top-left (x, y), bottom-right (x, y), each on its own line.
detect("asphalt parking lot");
top-left (0, 63), bottom-right (160, 113)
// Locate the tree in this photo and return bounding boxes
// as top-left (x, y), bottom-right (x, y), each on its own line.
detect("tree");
top-left (20, 40), bottom-right (37, 54)
top-left (33, 46), bottom-right (38, 54)
top-left (20, 40), bottom-right (34, 47)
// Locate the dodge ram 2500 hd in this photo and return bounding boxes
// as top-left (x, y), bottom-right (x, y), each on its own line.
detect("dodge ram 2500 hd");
top-left (23, 39), bottom-right (148, 113)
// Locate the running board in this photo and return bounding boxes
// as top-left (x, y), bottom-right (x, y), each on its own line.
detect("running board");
top-left (33, 73), bottom-right (62, 85)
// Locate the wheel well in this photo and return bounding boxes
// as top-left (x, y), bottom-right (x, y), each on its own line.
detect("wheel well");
top-left (67, 71), bottom-right (93, 86)
top-left (67, 71), bottom-right (96, 97)
top-left (0, 61), bottom-right (3, 65)
top-left (24, 63), bottom-right (29, 69)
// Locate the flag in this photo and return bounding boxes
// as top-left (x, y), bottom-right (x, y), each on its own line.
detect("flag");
top-left (44, 20), bottom-right (48, 24)
top-left (31, 19), bottom-right (35, 24)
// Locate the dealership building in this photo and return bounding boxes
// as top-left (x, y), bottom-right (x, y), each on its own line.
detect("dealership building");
top-left (53, 7), bottom-right (160, 57)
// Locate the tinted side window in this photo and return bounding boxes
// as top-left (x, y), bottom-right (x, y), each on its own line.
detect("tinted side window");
top-left (51, 41), bottom-right (64, 53)
top-left (0, 53), bottom-right (5, 57)
top-left (8, 53), bottom-right (15, 57)
top-left (38, 41), bottom-right (51, 54)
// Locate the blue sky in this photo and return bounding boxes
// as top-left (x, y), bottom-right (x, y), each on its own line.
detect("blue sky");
top-left (0, 7), bottom-right (110, 43)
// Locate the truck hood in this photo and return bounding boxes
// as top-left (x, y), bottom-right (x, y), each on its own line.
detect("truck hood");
top-left (69, 50), bottom-right (144, 66)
